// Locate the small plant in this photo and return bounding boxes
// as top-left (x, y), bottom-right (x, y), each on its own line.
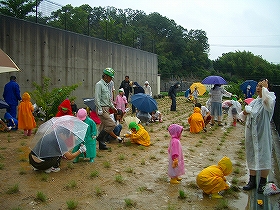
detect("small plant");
top-left (216, 146), bottom-right (221, 151)
top-left (36, 191), bottom-right (47, 202)
top-left (214, 199), bottom-right (229, 210)
top-left (108, 147), bottom-right (112, 152)
top-left (115, 174), bottom-right (124, 183)
top-left (149, 155), bottom-right (156, 160)
top-left (40, 173), bottom-right (48, 182)
top-left (6, 183), bottom-right (19, 194)
top-left (118, 154), bottom-right (125, 160)
top-left (125, 167), bottom-right (133, 173)
top-left (103, 161), bottom-right (111, 168)
top-left (66, 199), bottom-right (78, 210)
top-left (188, 182), bottom-right (198, 189)
top-left (198, 140), bottom-right (203, 144)
top-left (90, 170), bottom-right (99, 178)
top-left (0, 163), bottom-right (4, 170)
top-left (178, 190), bottom-right (186, 199)
top-left (20, 141), bottom-right (26, 146)
top-left (138, 186), bottom-right (148, 192)
top-left (140, 159), bottom-right (145, 165)
top-left (19, 168), bottom-right (26, 175)
top-left (124, 198), bottom-right (136, 207)
top-left (160, 149), bottom-right (165, 154)
top-left (67, 163), bottom-right (74, 169)
top-left (66, 180), bottom-right (77, 189)
top-left (188, 148), bottom-right (195, 152)
top-left (138, 145), bottom-right (145, 150)
top-left (94, 186), bottom-right (102, 196)
top-left (124, 141), bottom-right (132, 146)
top-left (233, 168), bottom-right (240, 174)
top-left (231, 177), bottom-right (239, 185)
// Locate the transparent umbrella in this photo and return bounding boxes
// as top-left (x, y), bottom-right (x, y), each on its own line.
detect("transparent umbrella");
top-left (30, 115), bottom-right (88, 158)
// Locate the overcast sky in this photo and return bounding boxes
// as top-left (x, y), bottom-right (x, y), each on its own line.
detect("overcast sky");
top-left (56, 0), bottom-right (280, 64)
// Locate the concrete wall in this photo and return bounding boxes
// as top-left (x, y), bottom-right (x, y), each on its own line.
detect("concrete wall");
top-left (0, 15), bottom-right (158, 108)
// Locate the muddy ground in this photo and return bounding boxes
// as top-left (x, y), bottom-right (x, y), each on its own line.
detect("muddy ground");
top-left (0, 96), bottom-right (275, 210)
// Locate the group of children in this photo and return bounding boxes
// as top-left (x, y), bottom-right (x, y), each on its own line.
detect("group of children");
top-left (1, 90), bottom-right (232, 199)
top-left (167, 123), bottom-right (233, 199)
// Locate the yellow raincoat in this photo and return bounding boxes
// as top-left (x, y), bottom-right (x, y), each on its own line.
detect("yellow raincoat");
top-left (188, 107), bottom-right (204, 133)
top-left (196, 156), bottom-right (232, 194)
top-left (124, 123), bottom-right (150, 146)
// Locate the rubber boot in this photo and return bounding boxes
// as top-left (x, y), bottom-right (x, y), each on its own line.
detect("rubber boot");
top-left (211, 193), bottom-right (223, 199)
top-left (243, 175), bottom-right (256, 191)
top-left (257, 177), bottom-right (267, 194)
top-left (170, 178), bottom-right (180, 184)
top-left (97, 130), bottom-right (109, 150)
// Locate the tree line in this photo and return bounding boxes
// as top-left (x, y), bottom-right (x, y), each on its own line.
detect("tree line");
top-left (1, 0), bottom-right (279, 84)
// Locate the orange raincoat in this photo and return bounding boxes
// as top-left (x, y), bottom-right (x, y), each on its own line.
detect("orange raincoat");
top-left (196, 156), bottom-right (232, 194)
top-left (18, 92), bottom-right (36, 130)
top-left (124, 124), bottom-right (150, 146)
top-left (188, 107), bottom-right (205, 133)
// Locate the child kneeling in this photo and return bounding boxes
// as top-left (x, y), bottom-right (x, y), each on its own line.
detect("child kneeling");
top-left (196, 156), bottom-right (232, 198)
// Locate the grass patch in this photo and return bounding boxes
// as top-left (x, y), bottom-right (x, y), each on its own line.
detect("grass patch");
top-left (178, 190), bottom-right (187, 199)
top-left (214, 199), bottom-right (229, 210)
top-left (118, 154), bottom-right (125, 160)
top-left (124, 198), bottom-right (136, 208)
top-left (90, 170), bottom-right (99, 178)
top-left (66, 200), bottom-right (78, 210)
top-left (115, 174), bottom-right (124, 183)
top-left (66, 180), bottom-right (77, 189)
top-left (40, 173), bottom-right (48, 182)
top-left (0, 163), bottom-right (4, 170)
top-left (94, 186), bottom-right (103, 196)
top-left (125, 167), bottom-right (133, 173)
top-left (6, 183), bottom-right (19, 194)
top-left (36, 191), bottom-right (47, 202)
top-left (103, 161), bottom-right (111, 168)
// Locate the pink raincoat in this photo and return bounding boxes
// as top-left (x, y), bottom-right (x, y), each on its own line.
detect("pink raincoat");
top-left (168, 124), bottom-right (185, 178)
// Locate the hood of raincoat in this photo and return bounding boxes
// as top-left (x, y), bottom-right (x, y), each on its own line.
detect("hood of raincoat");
top-left (129, 121), bottom-right (140, 131)
top-left (58, 99), bottom-right (72, 111)
top-left (218, 156), bottom-right (232, 176)
top-left (22, 92), bottom-right (31, 102)
top-left (168, 124), bottom-right (183, 139)
top-left (193, 107), bottom-right (201, 113)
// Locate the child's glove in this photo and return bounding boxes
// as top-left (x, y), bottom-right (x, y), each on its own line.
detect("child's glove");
top-left (98, 110), bottom-right (103, 115)
top-left (172, 158), bottom-right (178, 168)
top-left (79, 144), bottom-right (87, 153)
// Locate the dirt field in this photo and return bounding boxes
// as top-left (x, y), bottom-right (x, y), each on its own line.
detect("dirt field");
top-left (0, 96), bottom-right (252, 210)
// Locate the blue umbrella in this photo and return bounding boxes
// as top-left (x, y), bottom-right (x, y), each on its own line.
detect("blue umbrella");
top-left (131, 93), bottom-right (157, 113)
top-left (202, 76), bottom-right (227, 85)
top-left (240, 80), bottom-right (257, 95)
top-left (0, 99), bottom-right (9, 109)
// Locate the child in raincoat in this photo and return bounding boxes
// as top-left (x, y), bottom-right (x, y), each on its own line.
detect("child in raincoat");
top-left (18, 92), bottom-right (36, 136)
top-left (55, 99), bottom-right (73, 117)
top-left (196, 156), bottom-right (232, 198)
top-left (114, 88), bottom-right (128, 121)
top-left (124, 122), bottom-right (150, 146)
top-left (188, 107), bottom-right (205, 133)
top-left (227, 95), bottom-right (242, 127)
top-left (168, 124), bottom-right (185, 184)
top-left (73, 108), bottom-right (97, 163)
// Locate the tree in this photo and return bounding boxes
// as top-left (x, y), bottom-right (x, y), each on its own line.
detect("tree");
top-left (0, 0), bottom-right (40, 19)
top-left (31, 77), bottom-right (79, 120)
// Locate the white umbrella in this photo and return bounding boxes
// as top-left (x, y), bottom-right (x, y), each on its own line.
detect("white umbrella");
top-left (0, 49), bottom-right (21, 73)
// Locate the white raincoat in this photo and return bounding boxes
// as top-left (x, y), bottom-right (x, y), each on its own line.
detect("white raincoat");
top-left (244, 87), bottom-right (276, 170)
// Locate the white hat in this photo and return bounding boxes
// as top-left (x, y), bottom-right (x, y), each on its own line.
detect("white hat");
top-left (144, 81), bottom-right (149, 85)
top-left (119, 88), bottom-right (124, 92)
